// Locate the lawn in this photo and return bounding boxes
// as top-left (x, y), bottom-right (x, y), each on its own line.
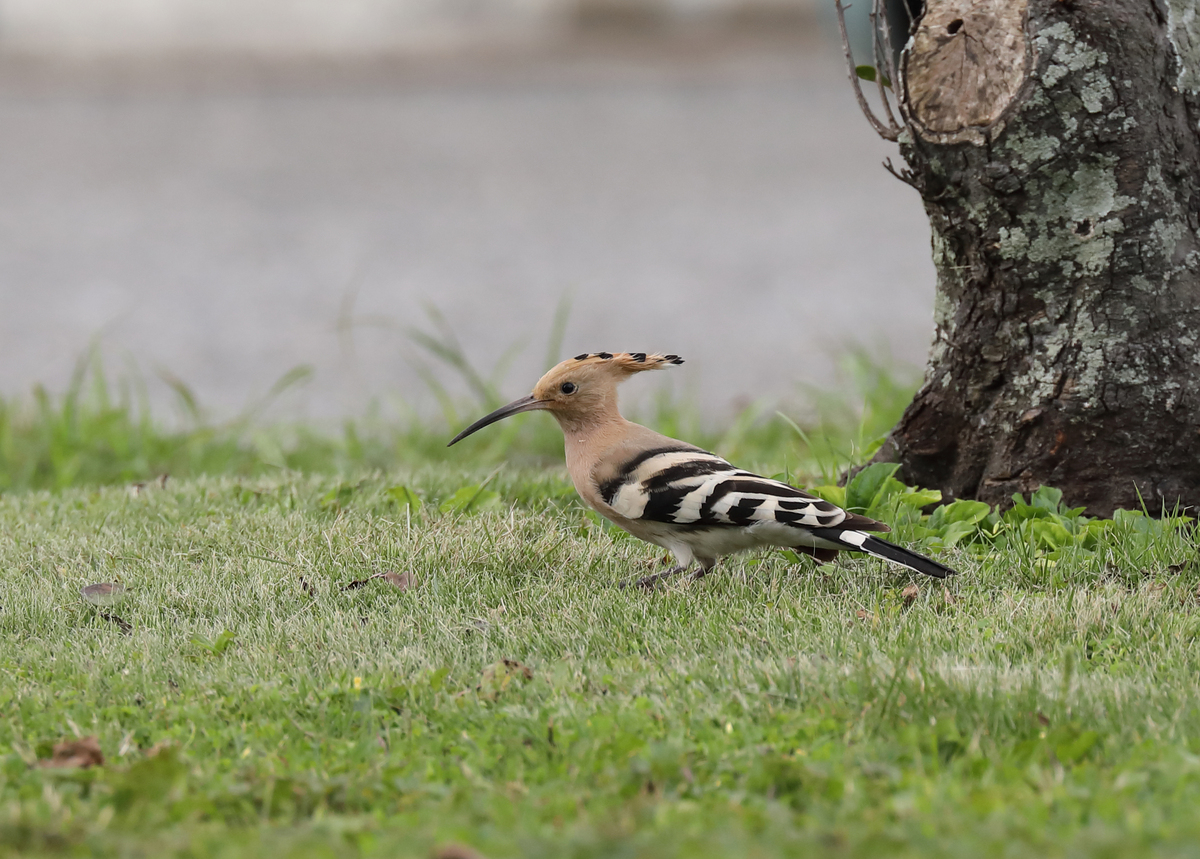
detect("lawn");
top-left (3, 462), bottom-right (1200, 858)
top-left (3, 356), bottom-right (1200, 857)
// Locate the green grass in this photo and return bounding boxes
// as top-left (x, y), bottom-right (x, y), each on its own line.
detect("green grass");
top-left (4, 347), bottom-right (1199, 856)
top-left (0, 349), bottom-right (908, 493)
top-left (3, 469), bottom-right (1200, 858)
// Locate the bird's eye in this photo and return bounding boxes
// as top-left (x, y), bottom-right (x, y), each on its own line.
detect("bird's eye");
top-left (560, 381), bottom-right (577, 395)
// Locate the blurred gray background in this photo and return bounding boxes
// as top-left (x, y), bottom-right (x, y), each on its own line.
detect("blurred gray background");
top-left (0, 0), bottom-right (933, 424)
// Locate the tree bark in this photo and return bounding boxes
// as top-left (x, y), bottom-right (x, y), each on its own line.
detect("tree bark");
top-left (848, 0), bottom-right (1200, 516)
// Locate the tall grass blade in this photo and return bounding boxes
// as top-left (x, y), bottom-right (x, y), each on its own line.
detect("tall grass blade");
top-left (543, 291), bottom-right (574, 372)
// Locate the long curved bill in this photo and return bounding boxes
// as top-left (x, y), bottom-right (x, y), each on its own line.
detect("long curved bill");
top-left (447, 394), bottom-right (549, 446)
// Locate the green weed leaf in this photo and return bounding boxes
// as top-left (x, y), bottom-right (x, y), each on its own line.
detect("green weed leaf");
top-left (1054, 728), bottom-right (1101, 764)
top-left (427, 667), bottom-right (450, 693)
top-left (320, 483), bottom-right (355, 511)
top-left (1005, 495), bottom-right (1046, 523)
top-left (191, 630), bottom-right (236, 655)
top-left (855, 65), bottom-right (892, 88)
top-left (439, 487), bottom-right (499, 513)
top-left (439, 485), bottom-right (503, 514)
top-left (1031, 485), bottom-right (1065, 513)
top-left (809, 485), bottom-right (846, 508)
top-left (939, 520), bottom-right (979, 548)
top-left (930, 499), bottom-right (991, 528)
top-left (386, 485), bottom-right (422, 512)
top-left (845, 462), bottom-right (901, 512)
top-left (111, 747), bottom-right (189, 814)
top-left (1029, 519), bottom-right (1075, 551)
top-left (896, 487), bottom-right (942, 508)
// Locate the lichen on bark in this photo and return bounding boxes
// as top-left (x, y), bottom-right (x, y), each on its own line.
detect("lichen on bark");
top-left (865, 0), bottom-right (1200, 515)
top-left (1166, 0), bottom-right (1200, 94)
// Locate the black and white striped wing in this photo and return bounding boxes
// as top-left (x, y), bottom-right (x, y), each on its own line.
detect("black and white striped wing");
top-left (599, 446), bottom-right (848, 530)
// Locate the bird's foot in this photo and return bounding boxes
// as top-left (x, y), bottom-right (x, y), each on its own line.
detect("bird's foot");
top-left (620, 565), bottom-right (685, 590)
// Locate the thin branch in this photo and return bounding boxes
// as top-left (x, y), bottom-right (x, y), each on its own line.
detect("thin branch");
top-left (883, 157), bottom-right (921, 190)
top-left (879, 0), bottom-right (903, 95)
top-left (834, 0), bottom-right (899, 141)
top-left (869, 0), bottom-right (901, 131)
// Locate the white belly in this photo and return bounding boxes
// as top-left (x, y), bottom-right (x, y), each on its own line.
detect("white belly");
top-left (629, 519), bottom-right (842, 567)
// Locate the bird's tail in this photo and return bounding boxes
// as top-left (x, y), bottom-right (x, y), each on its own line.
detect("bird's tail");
top-left (808, 528), bottom-right (956, 579)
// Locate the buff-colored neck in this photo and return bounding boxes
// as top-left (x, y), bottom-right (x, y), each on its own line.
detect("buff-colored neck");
top-left (553, 398), bottom-right (635, 498)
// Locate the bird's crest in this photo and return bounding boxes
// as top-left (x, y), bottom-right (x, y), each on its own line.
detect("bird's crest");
top-left (450, 351), bottom-right (686, 443)
top-left (529, 352), bottom-right (683, 409)
top-left (569, 352), bottom-right (684, 373)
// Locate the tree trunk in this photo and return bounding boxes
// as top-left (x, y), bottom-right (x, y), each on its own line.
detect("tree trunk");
top-left (848, 0), bottom-right (1200, 516)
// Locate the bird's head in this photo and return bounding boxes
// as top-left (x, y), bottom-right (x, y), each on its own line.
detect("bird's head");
top-left (448, 352), bottom-right (683, 445)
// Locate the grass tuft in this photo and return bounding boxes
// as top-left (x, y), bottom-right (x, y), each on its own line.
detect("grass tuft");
top-left (0, 347), bottom-right (917, 493)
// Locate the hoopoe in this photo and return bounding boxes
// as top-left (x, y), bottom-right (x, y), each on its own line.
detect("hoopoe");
top-left (449, 352), bottom-right (956, 587)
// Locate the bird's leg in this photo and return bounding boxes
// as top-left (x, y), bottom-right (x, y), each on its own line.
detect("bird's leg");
top-left (621, 565), bottom-right (686, 590)
top-left (685, 559), bottom-right (716, 582)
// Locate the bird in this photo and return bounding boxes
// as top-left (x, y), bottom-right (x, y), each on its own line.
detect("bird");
top-left (448, 352), bottom-right (956, 587)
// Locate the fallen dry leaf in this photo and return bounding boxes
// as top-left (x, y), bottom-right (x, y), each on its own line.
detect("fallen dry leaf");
top-left (475, 658), bottom-right (534, 700)
top-left (855, 609), bottom-right (869, 621)
top-left (381, 571), bottom-right (415, 591)
top-left (942, 587), bottom-right (957, 605)
top-left (901, 583), bottom-right (919, 605)
top-left (502, 658), bottom-right (533, 680)
top-left (39, 736), bottom-right (104, 769)
top-left (100, 612), bottom-right (132, 635)
top-left (81, 582), bottom-right (125, 605)
top-left (342, 571), bottom-right (415, 592)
